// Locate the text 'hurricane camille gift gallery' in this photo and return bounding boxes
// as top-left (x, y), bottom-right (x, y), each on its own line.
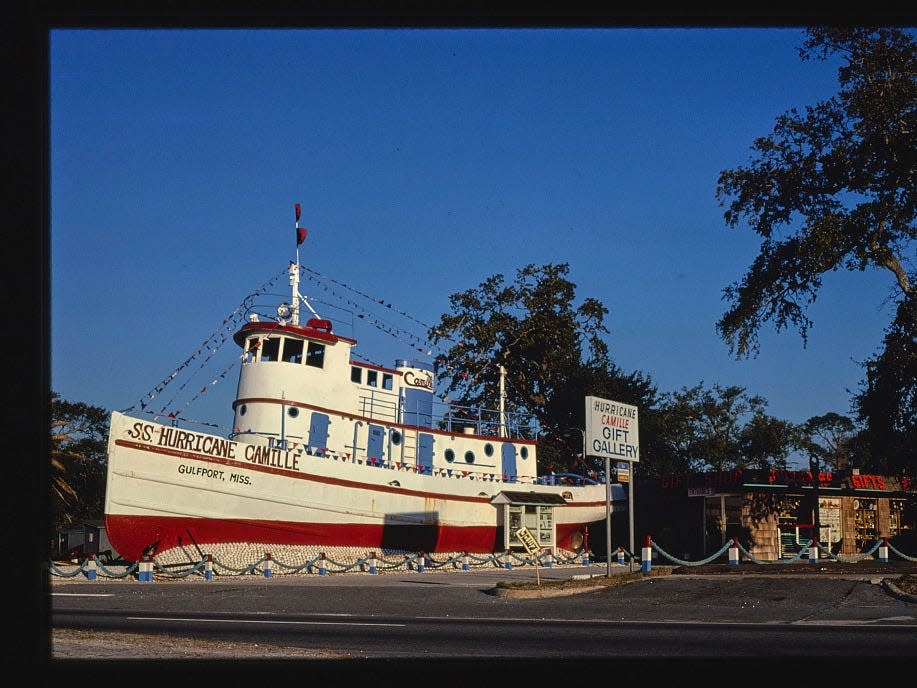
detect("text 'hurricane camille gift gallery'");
top-left (635, 468), bottom-right (915, 561)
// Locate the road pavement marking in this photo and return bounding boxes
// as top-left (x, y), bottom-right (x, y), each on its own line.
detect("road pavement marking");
top-left (127, 616), bottom-right (405, 627)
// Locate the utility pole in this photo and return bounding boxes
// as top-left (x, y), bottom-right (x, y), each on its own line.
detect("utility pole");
top-left (810, 453), bottom-right (821, 548)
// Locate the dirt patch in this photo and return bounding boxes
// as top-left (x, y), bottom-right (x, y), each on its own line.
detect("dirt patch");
top-left (670, 560), bottom-right (917, 577)
top-left (51, 629), bottom-right (353, 660)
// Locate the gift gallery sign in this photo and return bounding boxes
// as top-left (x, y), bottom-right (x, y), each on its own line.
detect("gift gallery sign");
top-left (584, 395), bottom-right (639, 463)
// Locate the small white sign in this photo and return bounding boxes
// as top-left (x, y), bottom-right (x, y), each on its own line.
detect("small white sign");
top-left (515, 527), bottom-right (541, 556)
top-left (688, 487), bottom-right (714, 497)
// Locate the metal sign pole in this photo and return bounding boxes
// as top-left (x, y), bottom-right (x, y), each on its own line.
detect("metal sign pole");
top-left (605, 455), bottom-right (611, 577)
top-left (628, 461), bottom-right (635, 572)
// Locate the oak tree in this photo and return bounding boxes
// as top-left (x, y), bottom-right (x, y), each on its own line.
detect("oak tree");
top-left (428, 263), bottom-right (659, 473)
top-left (716, 28), bottom-right (916, 471)
top-left (657, 382), bottom-right (794, 473)
top-left (716, 27), bottom-right (915, 358)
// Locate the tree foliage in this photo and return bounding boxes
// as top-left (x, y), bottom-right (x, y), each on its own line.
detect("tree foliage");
top-left (428, 263), bottom-right (658, 473)
top-left (852, 296), bottom-right (917, 474)
top-left (716, 28), bottom-right (916, 474)
top-left (429, 264), bottom-right (608, 420)
top-left (716, 27), bottom-right (916, 359)
top-left (797, 411), bottom-right (857, 471)
top-left (51, 392), bottom-right (109, 528)
top-left (655, 383), bottom-right (795, 473)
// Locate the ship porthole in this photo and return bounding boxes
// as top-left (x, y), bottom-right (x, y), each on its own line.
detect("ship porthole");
top-left (287, 407), bottom-right (299, 418)
top-left (391, 430), bottom-right (402, 445)
top-left (484, 443), bottom-right (494, 457)
top-left (464, 451), bottom-right (475, 464)
top-left (520, 446), bottom-right (529, 459)
top-left (239, 405), bottom-right (247, 416)
top-left (445, 449), bottom-right (455, 463)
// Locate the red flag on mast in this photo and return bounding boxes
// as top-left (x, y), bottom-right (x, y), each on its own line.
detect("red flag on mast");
top-left (294, 203), bottom-right (307, 245)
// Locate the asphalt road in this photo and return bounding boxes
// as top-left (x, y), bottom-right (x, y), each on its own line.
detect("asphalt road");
top-left (48, 563), bottom-right (917, 676)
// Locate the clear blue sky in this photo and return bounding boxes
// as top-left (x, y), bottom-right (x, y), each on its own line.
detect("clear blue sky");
top-left (50, 28), bottom-right (899, 462)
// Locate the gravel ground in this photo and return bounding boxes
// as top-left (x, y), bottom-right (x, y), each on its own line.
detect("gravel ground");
top-left (671, 559), bottom-right (917, 589)
top-left (50, 629), bottom-right (351, 660)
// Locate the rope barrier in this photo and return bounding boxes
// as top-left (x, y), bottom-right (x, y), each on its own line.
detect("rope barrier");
top-left (49, 537), bottom-right (916, 581)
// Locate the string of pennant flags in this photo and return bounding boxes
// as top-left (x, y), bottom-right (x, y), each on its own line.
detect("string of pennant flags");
top-left (300, 268), bottom-right (444, 362)
top-left (122, 257), bottom-right (528, 425)
top-left (298, 266), bottom-right (530, 416)
top-left (301, 265), bottom-right (440, 335)
top-left (123, 267), bottom-right (287, 418)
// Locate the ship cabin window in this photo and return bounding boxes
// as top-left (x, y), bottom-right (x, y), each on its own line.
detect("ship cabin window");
top-left (260, 337), bottom-right (280, 362)
top-left (351, 366), bottom-right (362, 383)
top-left (305, 341), bottom-right (325, 368)
top-left (245, 338), bottom-right (261, 363)
top-left (464, 451), bottom-right (475, 464)
top-left (367, 370), bottom-right (378, 387)
top-left (382, 373), bottom-right (393, 390)
top-left (282, 338), bottom-right (304, 363)
top-left (520, 446), bottom-right (529, 460)
top-left (444, 449), bottom-right (455, 463)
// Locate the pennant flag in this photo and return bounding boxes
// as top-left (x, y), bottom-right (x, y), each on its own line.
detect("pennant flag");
top-left (294, 202), bottom-right (307, 245)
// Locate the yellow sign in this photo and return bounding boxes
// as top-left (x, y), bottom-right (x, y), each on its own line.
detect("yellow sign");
top-left (515, 526), bottom-right (541, 556)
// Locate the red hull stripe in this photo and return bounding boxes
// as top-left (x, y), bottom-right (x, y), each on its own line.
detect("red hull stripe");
top-left (103, 514), bottom-right (592, 563)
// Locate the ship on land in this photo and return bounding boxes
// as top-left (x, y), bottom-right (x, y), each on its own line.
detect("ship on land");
top-left (103, 206), bottom-right (623, 562)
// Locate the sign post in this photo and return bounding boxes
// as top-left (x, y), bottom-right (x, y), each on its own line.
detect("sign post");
top-left (604, 455), bottom-right (611, 577)
top-left (515, 526), bottom-right (542, 585)
top-left (585, 396), bottom-right (640, 574)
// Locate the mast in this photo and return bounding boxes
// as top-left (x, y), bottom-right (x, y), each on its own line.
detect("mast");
top-left (289, 203), bottom-right (320, 325)
top-left (292, 203), bottom-right (303, 326)
top-left (289, 262), bottom-right (301, 326)
top-left (498, 364), bottom-right (507, 438)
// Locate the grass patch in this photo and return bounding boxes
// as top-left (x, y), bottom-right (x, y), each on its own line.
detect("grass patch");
top-left (894, 573), bottom-right (917, 595)
top-left (495, 566), bottom-right (673, 591)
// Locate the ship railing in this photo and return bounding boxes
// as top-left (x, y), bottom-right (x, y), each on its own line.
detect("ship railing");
top-left (406, 399), bottom-right (538, 440)
top-left (357, 389), bottom-right (400, 423)
top-left (358, 392), bottom-right (538, 441)
top-left (536, 472), bottom-right (602, 486)
top-left (303, 445), bottom-right (536, 484)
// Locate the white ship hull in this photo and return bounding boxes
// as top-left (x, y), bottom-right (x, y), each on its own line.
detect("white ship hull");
top-left (105, 412), bottom-right (617, 561)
